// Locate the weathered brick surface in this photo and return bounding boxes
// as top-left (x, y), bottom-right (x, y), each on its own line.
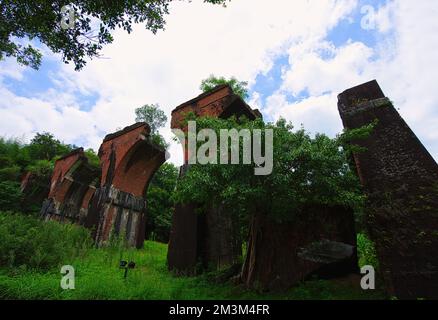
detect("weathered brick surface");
top-left (201, 203), bottom-right (242, 270)
top-left (168, 86), bottom-right (261, 273)
top-left (167, 167), bottom-right (242, 274)
top-left (171, 85), bottom-right (260, 128)
top-left (167, 201), bottom-right (199, 275)
top-left (91, 123), bottom-right (166, 248)
top-left (241, 206), bottom-right (358, 291)
top-left (338, 80), bottom-right (438, 299)
top-left (41, 148), bottom-right (99, 225)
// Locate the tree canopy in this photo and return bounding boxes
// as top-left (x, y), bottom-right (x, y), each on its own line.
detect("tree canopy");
top-left (146, 162), bottom-right (179, 242)
top-left (200, 75), bottom-right (249, 100)
top-left (0, 0), bottom-right (230, 70)
top-left (135, 103), bottom-right (168, 134)
top-left (134, 103), bottom-right (168, 148)
top-left (174, 115), bottom-right (366, 223)
top-left (28, 132), bottom-right (72, 161)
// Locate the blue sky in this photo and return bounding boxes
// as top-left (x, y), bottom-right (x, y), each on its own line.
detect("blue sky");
top-left (1, 0), bottom-right (437, 165)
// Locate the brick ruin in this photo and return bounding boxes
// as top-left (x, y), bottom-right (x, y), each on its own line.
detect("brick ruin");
top-left (166, 85), bottom-right (359, 286)
top-left (92, 123), bottom-right (166, 248)
top-left (31, 81), bottom-right (437, 297)
top-left (41, 148), bottom-right (99, 225)
top-left (40, 123), bottom-right (166, 248)
top-left (241, 205), bottom-right (358, 291)
top-left (338, 80), bottom-right (438, 299)
top-left (167, 85), bottom-right (261, 274)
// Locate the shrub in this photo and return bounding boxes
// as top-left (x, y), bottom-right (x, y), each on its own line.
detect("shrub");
top-left (0, 165), bottom-right (21, 181)
top-left (357, 233), bottom-right (379, 269)
top-left (0, 212), bottom-right (92, 271)
top-left (25, 159), bottom-right (54, 176)
top-left (0, 181), bottom-right (22, 211)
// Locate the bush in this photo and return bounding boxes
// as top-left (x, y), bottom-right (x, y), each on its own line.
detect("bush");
top-left (0, 212), bottom-right (92, 271)
top-left (0, 165), bottom-right (21, 181)
top-left (357, 233), bottom-right (379, 269)
top-left (25, 159), bottom-right (54, 176)
top-left (0, 181), bottom-right (22, 211)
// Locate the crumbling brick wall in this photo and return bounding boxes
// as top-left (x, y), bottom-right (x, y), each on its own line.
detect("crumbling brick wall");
top-left (20, 171), bottom-right (50, 212)
top-left (171, 84), bottom-right (261, 130)
top-left (167, 167), bottom-right (242, 275)
top-left (40, 148), bottom-right (99, 225)
top-left (91, 123), bottom-right (166, 248)
top-left (167, 85), bottom-right (260, 274)
top-left (338, 80), bottom-right (438, 299)
top-left (241, 205), bottom-right (358, 291)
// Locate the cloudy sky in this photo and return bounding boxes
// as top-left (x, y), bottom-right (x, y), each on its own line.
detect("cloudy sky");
top-left (1, 0), bottom-right (437, 166)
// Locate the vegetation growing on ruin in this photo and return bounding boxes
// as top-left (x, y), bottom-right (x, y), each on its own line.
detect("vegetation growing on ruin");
top-left (174, 115), bottom-right (366, 224)
top-left (0, 134), bottom-right (101, 213)
top-left (200, 75), bottom-right (249, 100)
top-left (135, 104), bottom-right (169, 149)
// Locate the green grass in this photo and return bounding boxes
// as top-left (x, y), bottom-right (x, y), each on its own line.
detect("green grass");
top-left (0, 241), bottom-right (386, 300)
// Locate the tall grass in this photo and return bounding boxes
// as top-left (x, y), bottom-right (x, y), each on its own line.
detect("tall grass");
top-left (0, 212), bottom-right (385, 300)
top-left (0, 211), bottom-right (92, 271)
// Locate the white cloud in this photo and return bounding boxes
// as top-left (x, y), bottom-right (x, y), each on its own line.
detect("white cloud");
top-left (282, 40), bottom-right (374, 97)
top-left (267, 0), bottom-right (438, 160)
top-left (0, 0), bottom-right (358, 165)
top-left (1, 0), bottom-right (437, 164)
top-left (0, 58), bottom-right (25, 81)
top-left (265, 92), bottom-right (342, 137)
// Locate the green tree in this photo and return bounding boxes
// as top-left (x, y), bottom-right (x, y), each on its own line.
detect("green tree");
top-left (0, 137), bottom-right (30, 170)
top-left (0, 133), bottom-right (77, 214)
top-left (135, 103), bottom-right (169, 149)
top-left (135, 104), bottom-right (168, 134)
top-left (146, 162), bottom-right (178, 242)
top-left (0, 181), bottom-right (23, 211)
top-left (200, 75), bottom-right (249, 100)
top-left (27, 132), bottom-right (72, 161)
top-left (84, 148), bottom-right (100, 168)
top-left (174, 115), bottom-right (365, 225)
top-left (0, 0), bottom-right (230, 70)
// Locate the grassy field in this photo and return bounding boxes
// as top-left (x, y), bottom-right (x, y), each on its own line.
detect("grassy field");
top-left (0, 240), bottom-right (386, 300)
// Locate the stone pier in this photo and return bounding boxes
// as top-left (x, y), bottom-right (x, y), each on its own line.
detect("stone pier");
top-left (40, 148), bottom-right (99, 225)
top-left (92, 123), bottom-right (166, 248)
top-left (167, 85), bottom-right (261, 274)
top-left (338, 80), bottom-right (438, 299)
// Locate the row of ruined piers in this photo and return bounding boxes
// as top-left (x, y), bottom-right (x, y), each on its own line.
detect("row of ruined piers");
top-left (22, 80), bottom-right (437, 299)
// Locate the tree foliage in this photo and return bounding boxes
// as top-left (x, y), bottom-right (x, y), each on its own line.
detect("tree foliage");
top-left (84, 148), bottom-right (100, 168)
top-left (135, 103), bottom-right (168, 134)
top-left (0, 0), bottom-right (230, 70)
top-left (174, 115), bottom-right (366, 224)
top-left (0, 182), bottom-right (22, 212)
top-left (146, 162), bottom-right (178, 243)
top-left (200, 75), bottom-right (249, 100)
top-left (0, 133), bottom-right (97, 213)
top-left (135, 103), bottom-right (169, 149)
top-left (28, 132), bottom-right (72, 161)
